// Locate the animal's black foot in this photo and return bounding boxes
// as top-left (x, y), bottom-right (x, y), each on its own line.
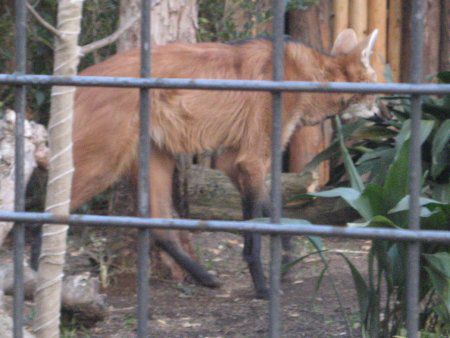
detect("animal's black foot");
top-left (255, 287), bottom-right (270, 300)
top-left (201, 274), bottom-right (222, 288)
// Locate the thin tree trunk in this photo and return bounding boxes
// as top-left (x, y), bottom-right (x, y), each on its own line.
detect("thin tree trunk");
top-left (33, 0), bottom-right (83, 336)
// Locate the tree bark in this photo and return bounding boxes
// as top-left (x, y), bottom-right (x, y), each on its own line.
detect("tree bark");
top-left (288, 1), bottom-right (333, 188)
top-left (0, 110), bottom-right (48, 248)
top-left (33, 0), bottom-right (83, 336)
top-left (117, 0), bottom-right (197, 52)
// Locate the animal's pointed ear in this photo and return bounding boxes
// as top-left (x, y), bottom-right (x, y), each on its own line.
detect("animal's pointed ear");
top-left (331, 29), bottom-right (359, 55)
top-left (360, 29), bottom-right (378, 67)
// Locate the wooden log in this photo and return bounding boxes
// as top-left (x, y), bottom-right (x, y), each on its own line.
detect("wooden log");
top-left (368, 0), bottom-right (387, 82)
top-left (349, 0), bottom-right (368, 39)
top-left (387, 0), bottom-right (403, 82)
top-left (440, 0), bottom-right (450, 72)
top-left (333, 0), bottom-right (349, 39)
top-left (288, 2), bottom-right (333, 188)
top-left (187, 166), bottom-right (358, 224)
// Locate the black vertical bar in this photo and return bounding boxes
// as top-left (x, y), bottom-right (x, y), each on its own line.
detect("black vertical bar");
top-left (269, 0), bottom-right (285, 337)
top-left (13, 0), bottom-right (27, 337)
top-left (137, 0), bottom-right (151, 336)
top-left (406, 1), bottom-right (425, 337)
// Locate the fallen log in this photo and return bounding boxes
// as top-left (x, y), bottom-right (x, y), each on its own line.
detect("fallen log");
top-left (186, 166), bottom-right (358, 225)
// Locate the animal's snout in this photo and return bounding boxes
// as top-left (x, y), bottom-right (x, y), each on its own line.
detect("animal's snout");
top-left (341, 101), bottom-right (380, 121)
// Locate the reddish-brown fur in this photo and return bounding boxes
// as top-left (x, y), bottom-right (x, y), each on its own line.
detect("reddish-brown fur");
top-left (71, 29), bottom-right (378, 296)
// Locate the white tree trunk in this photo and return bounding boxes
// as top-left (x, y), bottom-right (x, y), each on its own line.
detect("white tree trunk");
top-left (117, 0), bottom-right (197, 51)
top-left (33, 0), bottom-right (83, 336)
top-left (0, 110), bottom-right (48, 248)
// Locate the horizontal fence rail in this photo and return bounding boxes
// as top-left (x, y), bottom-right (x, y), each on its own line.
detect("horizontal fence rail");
top-left (1, 211), bottom-right (450, 244)
top-left (1, 74), bottom-right (450, 94)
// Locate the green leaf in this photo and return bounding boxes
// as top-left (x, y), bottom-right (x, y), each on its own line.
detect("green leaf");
top-left (395, 119), bottom-right (435, 156)
top-left (339, 254), bottom-right (370, 325)
top-left (424, 252), bottom-right (450, 278)
top-left (353, 184), bottom-right (386, 221)
top-left (336, 116), bottom-right (365, 192)
top-left (383, 139), bottom-right (411, 209)
top-left (431, 119), bottom-right (450, 179)
top-left (424, 252), bottom-right (450, 315)
top-left (348, 215), bottom-right (398, 229)
top-left (304, 119), bottom-right (368, 172)
top-left (437, 71), bottom-right (450, 84)
top-left (432, 183), bottom-right (450, 203)
top-left (281, 250), bottom-right (327, 274)
top-left (388, 195), bottom-right (444, 214)
top-left (301, 187), bottom-right (361, 211)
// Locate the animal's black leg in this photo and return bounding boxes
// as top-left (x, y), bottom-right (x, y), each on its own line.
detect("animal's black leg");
top-left (29, 223), bottom-right (42, 271)
top-left (242, 194), bottom-right (268, 299)
top-left (262, 200), bottom-right (293, 277)
top-left (154, 235), bottom-right (221, 288)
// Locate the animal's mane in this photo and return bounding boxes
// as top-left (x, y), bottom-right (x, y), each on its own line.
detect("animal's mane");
top-left (224, 35), bottom-right (333, 56)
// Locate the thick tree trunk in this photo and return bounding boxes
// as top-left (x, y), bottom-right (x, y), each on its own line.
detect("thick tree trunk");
top-left (117, 0), bottom-right (197, 51)
top-left (33, 0), bottom-right (82, 336)
top-left (288, 1), bottom-right (333, 188)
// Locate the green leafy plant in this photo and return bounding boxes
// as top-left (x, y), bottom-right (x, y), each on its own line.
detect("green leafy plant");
top-left (305, 71), bottom-right (449, 202)
top-left (295, 111), bottom-right (449, 336)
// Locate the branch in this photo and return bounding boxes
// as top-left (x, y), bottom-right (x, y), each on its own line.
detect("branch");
top-left (81, 15), bottom-right (140, 55)
top-left (27, 2), bottom-right (62, 38)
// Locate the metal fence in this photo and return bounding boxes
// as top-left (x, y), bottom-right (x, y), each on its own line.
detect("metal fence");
top-left (1, 0), bottom-right (450, 337)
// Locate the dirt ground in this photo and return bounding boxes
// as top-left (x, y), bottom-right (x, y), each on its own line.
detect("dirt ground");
top-left (1, 225), bottom-right (370, 338)
top-left (44, 229), bottom-right (369, 338)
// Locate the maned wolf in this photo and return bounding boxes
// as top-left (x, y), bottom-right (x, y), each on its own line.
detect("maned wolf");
top-left (71, 28), bottom-right (379, 298)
